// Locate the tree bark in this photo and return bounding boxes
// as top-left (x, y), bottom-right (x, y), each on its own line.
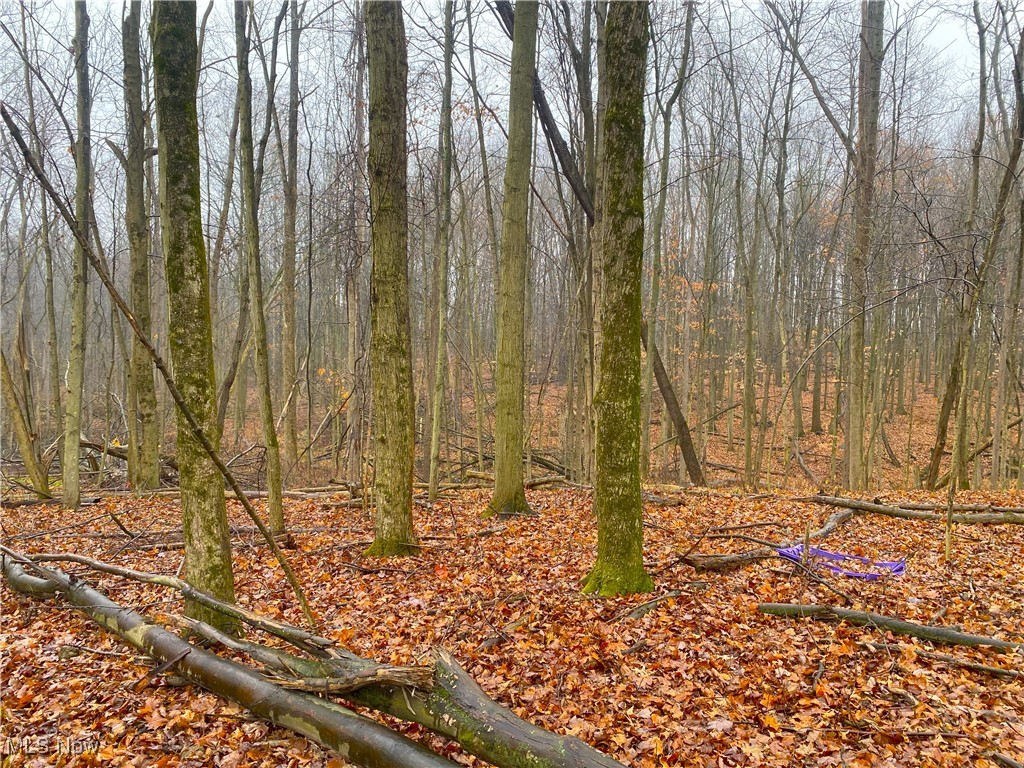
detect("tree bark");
top-left (63, 1), bottom-right (92, 509)
top-left (428, 1), bottom-right (455, 502)
top-left (583, 0), bottom-right (653, 597)
top-left (486, 0), bottom-right (538, 518)
top-left (1, 351), bottom-right (49, 496)
top-left (235, 0), bottom-right (285, 533)
top-left (3, 550), bottom-right (627, 768)
top-left (122, 0), bottom-right (161, 491)
top-left (809, 494), bottom-right (1024, 525)
top-left (153, 0), bottom-right (237, 629)
top-left (847, 0), bottom-right (885, 491)
top-left (281, 0), bottom-right (301, 470)
top-left (641, 321), bottom-right (705, 486)
top-left (365, 0), bottom-right (417, 556)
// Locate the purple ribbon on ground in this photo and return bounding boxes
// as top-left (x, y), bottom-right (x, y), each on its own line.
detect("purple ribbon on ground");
top-left (776, 544), bottom-right (906, 580)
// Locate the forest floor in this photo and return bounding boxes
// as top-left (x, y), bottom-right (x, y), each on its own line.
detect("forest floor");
top-left (2, 486), bottom-right (1022, 767)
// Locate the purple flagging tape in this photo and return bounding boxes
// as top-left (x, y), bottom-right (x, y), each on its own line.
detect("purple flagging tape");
top-left (776, 544), bottom-right (906, 580)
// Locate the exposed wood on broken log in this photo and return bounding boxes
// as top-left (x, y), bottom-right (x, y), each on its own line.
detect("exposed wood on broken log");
top-left (2, 547), bottom-right (628, 768)
top-left (758, 603), bottom-right (1022, 651)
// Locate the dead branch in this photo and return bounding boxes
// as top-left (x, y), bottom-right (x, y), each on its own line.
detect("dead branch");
top-left (861, 641), bottom-right (1022, 679)
top-left (758, 603), bottom-right (1022, 651)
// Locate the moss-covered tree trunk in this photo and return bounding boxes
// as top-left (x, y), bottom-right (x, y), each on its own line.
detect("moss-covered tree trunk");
top-left (486, 0), bottom-right (538, 518)
top-left (582, 0), bottom-right (653, 598)
top-left (152, 0), bottom-right (236, 629)
top-left (122, 0), bottom-right (160, 491)
top-left (365, 0), bottom-right (417, 557)
top-left (63, 0), bottom-right (91, 509)
top-left (235, 0), bottom-right (285, 533)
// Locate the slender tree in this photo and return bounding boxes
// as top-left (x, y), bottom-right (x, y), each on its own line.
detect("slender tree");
top-left (121, 0), bottom-right (160, 490)
top-left (63, 1), bottom-right (91, 509)
top-left (281, 0), bottom-right (301, 470)
top-left (152, 0), bottom-right (236, 628)
top-left (235, 0), bottom-right (285, 533)
top-left (485, 0), bottom-right (538, 518)
top-left (365, 0), bottom-right (417, 557)
top-left (427, 0), bottom-right (455, 501)
top-left (582, 0), bottom-right (653, 597)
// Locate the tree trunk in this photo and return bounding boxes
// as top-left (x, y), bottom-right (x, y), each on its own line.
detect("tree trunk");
top-left (152, 0), bottom-right (237, 630)
top-left (847, 0), bottom-right (884, 491)
top-left (3, 550), bottom-right (627, 768)
top-left (640, 321), bottom-right (704, 486)
top-left (235, 0), bottom-right (285, 533)
top-left (365, 0), bottom-right (417, 557)
top-left (63, 1), bottom-right (92, 509)
top-left (1, 351), bottom-right (49, 496)
top-left (428, 1), bottom-right (455, 501)
top-left (122, 0), bottom-right (161, 491)
top-left (583, 0), bottom-right (653, 598)
top-left (281, 0), bottom-right (301, 471)
top-left (486, 0), bottom-right (538, 518)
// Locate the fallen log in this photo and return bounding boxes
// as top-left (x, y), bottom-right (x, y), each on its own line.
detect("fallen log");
top-left (682, 509), bottom-right (857, 572)
top-left (1, 554), bottom-right (457, 768)
top-left (758, 603), bottom-right (1022, 651)
top-left (10, 549), bottom-right (333, 655)
top-left (861, 641), bottom-right (1022, 679)
top-left (3, 548), bottom-right (628, 768)
top-left (892, 501), bottom-right (1024, 515)
top-left (809, 495), bottom-right (1024, 525)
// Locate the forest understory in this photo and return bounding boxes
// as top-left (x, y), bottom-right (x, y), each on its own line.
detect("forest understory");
top-left (2, 481), bottom-right (1022, 768)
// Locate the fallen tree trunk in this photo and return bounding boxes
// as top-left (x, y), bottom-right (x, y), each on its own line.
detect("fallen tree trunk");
top-left (641, 320), bottom-right (706, 487)
top-left (758, 603), bottom-right (1022, 651)
top-left (809, 495), bottom-right (1024, 525)
top-left (3, 548), bottom-right (628, 768)
top-left (1, 554), bottom-right (457, 768)
top-left (891, 501), bottom-right (1024, 515)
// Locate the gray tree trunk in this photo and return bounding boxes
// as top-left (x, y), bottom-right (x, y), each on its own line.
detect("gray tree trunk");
top-left (122, 0), bottom-right (160, 491)
top-left (486, 0), bottom-right (538, 518)
top-left (63, 0), bottom-right (92, 509)
top-left (235, 0), bottom-right (285, 533)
